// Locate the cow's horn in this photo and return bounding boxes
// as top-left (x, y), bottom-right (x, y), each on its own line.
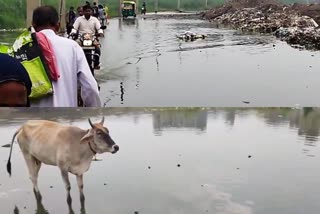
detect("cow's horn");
top-left (100, 116), bottom-right (105, 125)
top-left (88, 118), bottom-right (94, 128)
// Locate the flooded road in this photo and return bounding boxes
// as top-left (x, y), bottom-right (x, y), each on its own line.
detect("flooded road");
top-left (97, 14), bottom-right (320, 107)
top-left (2, 14), bottom-right (320, 107)
top-left (1, 107), bottom-right (320, 214)
top-left (0, 30), bottom-right (20, 44)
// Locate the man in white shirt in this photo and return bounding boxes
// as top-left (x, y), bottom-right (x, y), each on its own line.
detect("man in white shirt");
top-left (72, 5), bottom-right (104, 70)
top-left (31, 6), bottom-right (101, 107)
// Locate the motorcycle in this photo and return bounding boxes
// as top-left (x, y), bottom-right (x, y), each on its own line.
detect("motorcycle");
top-left (70, 33), bottom-right (100, 75)
top-left (69, 33), bottom-right (101, 107)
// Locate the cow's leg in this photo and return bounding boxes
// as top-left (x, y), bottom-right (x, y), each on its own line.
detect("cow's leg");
top-left (76, 174), bottom-right (86, 212)
top-left (34, 188), bottom-right (47, 213)
top-left (60, 169), bottom-right (72, 204)
top-left (22, 153), bottom-right (42, 195)
top-left (76, 174), bottom-right (85, 201)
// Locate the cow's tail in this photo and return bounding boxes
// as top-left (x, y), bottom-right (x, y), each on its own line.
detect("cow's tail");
top-left (7, 128), bottom-right (21, 177)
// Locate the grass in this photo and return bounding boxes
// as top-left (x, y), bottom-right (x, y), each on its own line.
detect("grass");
top-left (0, 0), bottom-right (316, 28)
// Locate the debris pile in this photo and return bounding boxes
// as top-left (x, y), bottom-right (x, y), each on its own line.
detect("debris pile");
top-left (201, 0), bottom-right (320, 50)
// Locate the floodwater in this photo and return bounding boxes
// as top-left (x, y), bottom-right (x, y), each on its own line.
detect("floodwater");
top-left (1, 107), bottom-right (320, 214)
top-left (2, 14), bottom-right (320, 107)
top-left (96, 14), bottom-right (320, 107)
top-left (0, 30), bottom-right (21, 44)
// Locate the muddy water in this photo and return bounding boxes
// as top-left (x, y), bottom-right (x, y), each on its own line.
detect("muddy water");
top-left (1, 108), bottom-right (320, 214)
top-left (97, 14), bottom-right (320, 107)
top-left (0, 31), bottom-right (21, 44)
top-left (2, 14), bottom-right (320, 107)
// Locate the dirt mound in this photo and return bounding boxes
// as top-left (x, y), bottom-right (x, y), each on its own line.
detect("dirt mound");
top-left (225, 0), bottom-right (281, 9)
top-left (204, 0), bottom-right (320, 25)
top-left (201, 0), bottom-right (284, 21)
top-left (292, 3), bottom-right (320, 24)
top-left (201, 0), bottom-right (320, 50)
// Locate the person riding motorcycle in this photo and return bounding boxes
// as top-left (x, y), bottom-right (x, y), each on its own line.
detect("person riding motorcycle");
top-left (92, 2), bottom-right (99, 18)
top-left (98, 4), bottom-right (106, 28)
top-left (71, 4), bottom-right (104, 70)
top-left (141, 1), bottom-right (146, 15)
top-left (66, 6), bottom-right (76, 35)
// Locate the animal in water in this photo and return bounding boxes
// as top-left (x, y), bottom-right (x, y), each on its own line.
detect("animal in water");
top-left (177, 31), bottom-right (207, 41)
top-left (6, 117), bottom-right (119, 203)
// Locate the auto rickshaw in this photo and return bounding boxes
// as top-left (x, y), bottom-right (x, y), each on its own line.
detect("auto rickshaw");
top-left (122, 1), bottom-right (137, 18)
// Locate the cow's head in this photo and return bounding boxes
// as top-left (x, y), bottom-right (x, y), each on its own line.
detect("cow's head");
top-left (80, 116), bottom-right (119, 154)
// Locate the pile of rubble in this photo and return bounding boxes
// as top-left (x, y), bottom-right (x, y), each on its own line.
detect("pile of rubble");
top-left (274, 26), bottom-right (320, 50)
top-left (201, 0), bottom-right (320, 50)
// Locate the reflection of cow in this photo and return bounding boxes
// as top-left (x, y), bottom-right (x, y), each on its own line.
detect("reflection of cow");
top-left (6, 117), bottom-right (119, 202)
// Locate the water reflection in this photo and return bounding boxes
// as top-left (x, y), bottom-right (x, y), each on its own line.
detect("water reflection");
top-left (120, 82), bottom-right (125, 104)
top-left (2, 107), bottom-right (320, 213)
top-left (34, 192), bottom-right (50, 214)
top-left (197, 184), bottom-right (253, 214)
top-left (13, 193), bottom-right (50, 214)
top-left (118, 18), bottom-right (123, 32)
top-left (135, 67), bottom-right (140, 90)
top-left (256, 108), bottom-right (320, 144)
top-left (68, 194), bottom-right (87, 214)
top-left (224, 109), bottom-right (236, 127)
top-left (153, 19), bottom-right (161, 72)
top-left (152, 109), bottom-right (207, 135)
top-left (12, 189), bottom-right (87, 214)
top-left (170, 43), bottom-right (225, 52)
top-left (122, 18), bottom-right (137, 26)
top-left (230, 31), bottom-right (274, 47)
top-left (1, 108), bottom-right (320, 146)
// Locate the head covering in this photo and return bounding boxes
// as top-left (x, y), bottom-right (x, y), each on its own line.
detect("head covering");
top-left (0, 53), bottom-right (32, 96)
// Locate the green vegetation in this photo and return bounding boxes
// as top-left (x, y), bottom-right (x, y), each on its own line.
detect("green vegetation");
top-left (0, 0), bottom-right (317, 29)
top-left (0, 0), bottom-right (26, 28)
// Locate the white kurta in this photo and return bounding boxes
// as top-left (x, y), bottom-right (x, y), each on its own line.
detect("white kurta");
top-left (31, 29), bottom-right (101, 107)
top-left (72, 16), bottom-right (103, 35)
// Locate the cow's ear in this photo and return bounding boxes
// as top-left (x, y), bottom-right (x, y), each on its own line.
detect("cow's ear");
top-left (80, 130), bottom-right (94, 144)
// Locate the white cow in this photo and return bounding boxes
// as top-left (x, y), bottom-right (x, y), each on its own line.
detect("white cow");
top-left (6, 117), bottom-right (119, 202)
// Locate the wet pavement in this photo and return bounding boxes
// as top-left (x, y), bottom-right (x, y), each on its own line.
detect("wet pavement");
top-left (96, 14), bottom-right (320, 107)
top-left (1, 107), bottom-right (320, 214)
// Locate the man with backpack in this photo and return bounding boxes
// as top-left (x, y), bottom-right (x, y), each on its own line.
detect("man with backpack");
top-left (31, 6), bottom-right (101, 107)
